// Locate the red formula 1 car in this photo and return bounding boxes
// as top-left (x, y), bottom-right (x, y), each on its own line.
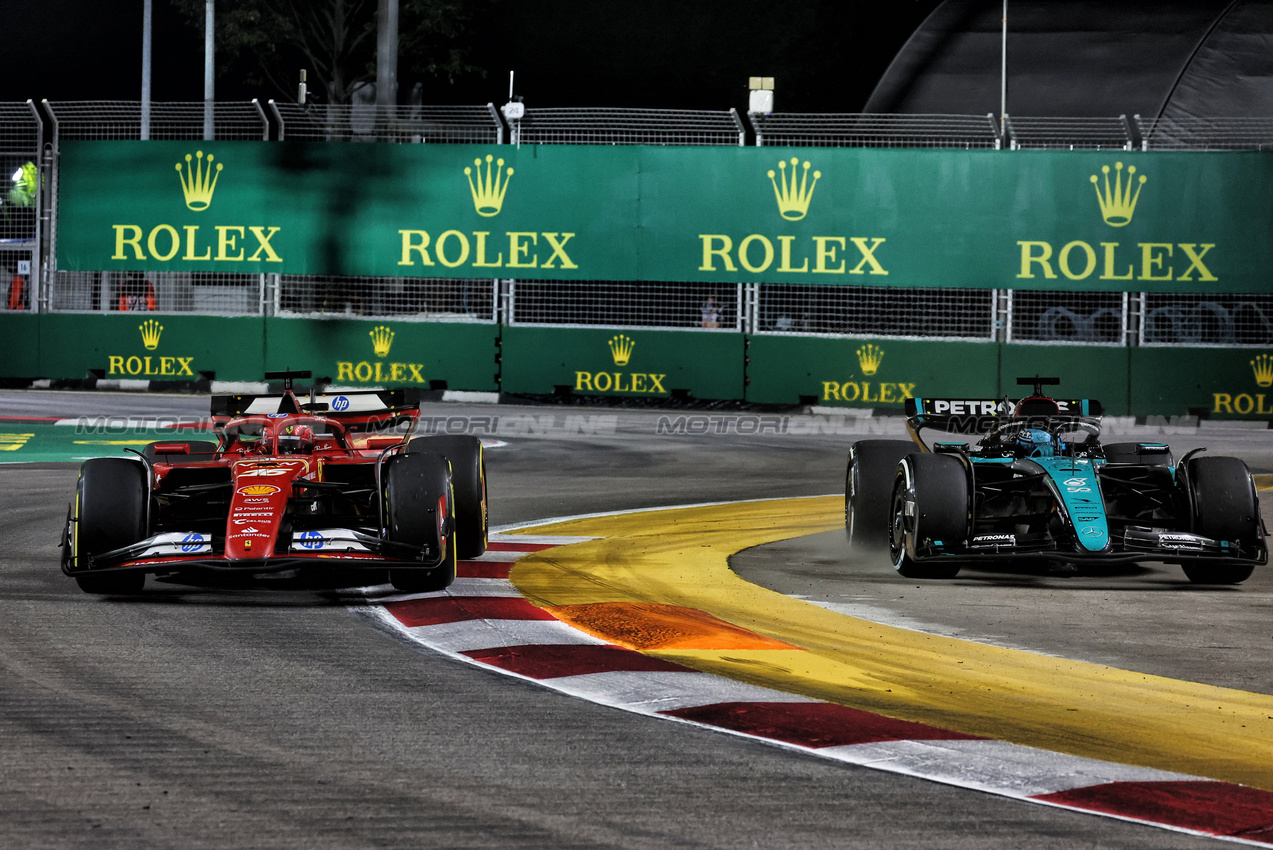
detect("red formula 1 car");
top-left (61, 371), bottom-right (487, 595)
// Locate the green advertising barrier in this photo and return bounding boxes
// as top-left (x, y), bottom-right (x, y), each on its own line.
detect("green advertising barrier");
top-left (264, 318), bottom-right (497, 390)
top-left (39, 313), bottom-right (266, 382)
top-left (0, 313), bottom-right (41, 377)
top-left (745, 336), bottom-right (1000, 407)
top-left (57, 141), bottom-right (1273, 293)
top-left (500, 326), bottom-right (744, 399)
top-left (1131, 347), bottom-right (1273, 420)
top-left (998, 344), bottom-right (1130, 416)
top-left (1, 313), bottom-right (496, 389)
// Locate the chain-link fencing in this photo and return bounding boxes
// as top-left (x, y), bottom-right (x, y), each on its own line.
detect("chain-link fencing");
top-left (44, 100), bottom-right (268, 141)
top-left (512, 108), bottom-right (745, 146)
top-left (0, 101), bottom-right (43, 311)
top-left (753, 283), bottom-right (996, 339)
top-left (1136, 116), bottom-right (1273, 151)
top-left (1139, 293), bottom-right (1273, 346)
top-left (270, 102), bottom-right (502, 143)
top-left (47, 270), bottom-right (265, 314)
top-left (1005, 115), bottom-right (1133, 151)
top-left (276, 275), bottom-right (497, 321)
top-left (1005, 290), bottom-right (1129, 345)
top-left (748, 113), bottom-right (1001, 149)
top-left (507, 280), bottom-right (741, 330)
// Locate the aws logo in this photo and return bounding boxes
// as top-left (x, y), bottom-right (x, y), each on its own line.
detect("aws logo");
top-left (697, 156), bottom-right (888, 278)
top-left (575, 334), bottom-right (668, 395)
top-left (1213, 353), bottom-right (1273, 415)
top-left (111, 149), bottom-right (284, 266)
top-left (1018, 161), bottom-right (1218, 284)
top-left (336, 324), bottom-right (427, 384)
top-left (821, 343), bottom-right (916, 405)
top-left (106, 319), bottom-right (197, 378)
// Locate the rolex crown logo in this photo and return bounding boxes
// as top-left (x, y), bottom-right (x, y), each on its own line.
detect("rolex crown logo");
top-left (139, 319), bottom-right (163, 351)
top-left (1090, 161), bottom-right (1146, 227)
top-left (608, 334), bottom-right (635, 366)
top-left (856, 343), bottom-right (884, 376)
top-left (465, 154), bottom-right (514, 217)
top-left (1252, 354), bottom-right (1273, 388)
top-left (768, 157), bottom-right (820, 221)
top-left (175, 150), bottom-right (223, 212)
top-left (370, 325), bottom-right (395, 358)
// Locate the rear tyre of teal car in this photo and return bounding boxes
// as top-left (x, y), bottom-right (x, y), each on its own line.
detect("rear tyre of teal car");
top-left (385, 451), bottom-right (458, 593)
top-left (846, 440), bottom-right (916, 550)
top-left (1182, 456), bottom-right (1260, 585)
top-left (409, 435), bottom-right (487, 559)
top-left (69, 458), bottom-right (148, 595)
top-left (890, 454), bottom-right (966, 580)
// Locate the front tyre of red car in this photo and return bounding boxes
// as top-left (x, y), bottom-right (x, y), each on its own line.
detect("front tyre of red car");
top-left (1182, 455), bottom-right (1260, 585)
top-left (889, 454), bottom-right (965, 580)
top-left (70, 457), bottom-right (148, 595)
top-left (385, 451), bottom-right (458, 593)
top-left (408, 435), bottom-right (487, 559)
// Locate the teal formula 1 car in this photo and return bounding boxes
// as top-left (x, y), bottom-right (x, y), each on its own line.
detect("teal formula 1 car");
top-left (845, 377), bottom-right (1267, 584)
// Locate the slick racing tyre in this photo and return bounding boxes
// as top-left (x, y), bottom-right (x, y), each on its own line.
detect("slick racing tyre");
top-left (845, 440), bottom-right (916, 550)
top-left (385, 451), bottom-right (458, 593)
top-left (408, 435), bottom-right (487, 558)
top-left (70, 457), bottom-right (148, 595)
top-left (1182, 455), bottom-right (1259, 585)
top-left (889, 453), bottom-right (966, 580)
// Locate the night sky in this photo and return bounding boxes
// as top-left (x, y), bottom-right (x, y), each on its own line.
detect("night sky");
top-left (3, 1), bottom-right (943, 114)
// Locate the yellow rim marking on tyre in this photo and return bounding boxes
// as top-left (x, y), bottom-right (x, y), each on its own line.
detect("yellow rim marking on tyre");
top-left (509, 496), bottom-right (1273, 790)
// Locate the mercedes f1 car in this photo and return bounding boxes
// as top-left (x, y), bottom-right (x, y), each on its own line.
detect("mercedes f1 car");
top-left (61, 371), bottom-right (487, 595)
top-left (845, 377), bottom-right (1267, 584)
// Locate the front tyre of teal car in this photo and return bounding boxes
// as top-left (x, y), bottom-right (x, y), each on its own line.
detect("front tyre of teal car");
top-left (889, 453), bottom-right (966, 580)
top-left (1181, 455), bottom-right (1262, 585)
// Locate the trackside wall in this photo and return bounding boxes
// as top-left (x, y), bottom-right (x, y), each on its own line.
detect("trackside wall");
top-left (4, 102), bottom-right (1271, 418)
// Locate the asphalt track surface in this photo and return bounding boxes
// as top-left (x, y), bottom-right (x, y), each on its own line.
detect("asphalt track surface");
top-left (3, 390), bottom-right (1271, 848)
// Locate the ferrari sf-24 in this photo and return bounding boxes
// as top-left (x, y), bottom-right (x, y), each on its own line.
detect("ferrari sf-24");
top-left (61, 371), bottom-right (486, 595)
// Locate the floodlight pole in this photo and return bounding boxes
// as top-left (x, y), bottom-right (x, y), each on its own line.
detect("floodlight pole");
top-left (376, 0), bottom-right (400, 117)
top-left (141, 0), bottom-right (152, 140)
top-left (204, 0), bottom-right (215, 141)
top-left (1000, 0), bottom-right (1008, 139)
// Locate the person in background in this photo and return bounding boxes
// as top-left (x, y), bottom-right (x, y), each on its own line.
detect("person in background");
top-left (701, 293), bottom-right (720, 328)
top-left (117, 274), bottom-right (156, 311)
top-left (7, 272), bottom-right (28, 310)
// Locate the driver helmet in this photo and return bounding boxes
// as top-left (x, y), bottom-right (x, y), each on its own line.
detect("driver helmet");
top-left (1016, 427), bottom-right (1056, 458)
top-left (277, 424), bottom-right (314, 455)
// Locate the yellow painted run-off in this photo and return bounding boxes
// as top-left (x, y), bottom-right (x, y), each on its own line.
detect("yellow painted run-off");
top-left (509, 496), bottom-right (1273, 790)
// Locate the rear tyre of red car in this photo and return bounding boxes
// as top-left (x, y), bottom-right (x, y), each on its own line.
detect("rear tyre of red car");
top-left (385, 451), bottom-right (458, 593)
top-left (70, 458), bottom-right (148, 595)
top-left (889, 454), bottom-right (966, 580)
top-left (1182, 455), bottom-right (1260, 585)
top-left (409, 435), bottom-right (487, 558)
top-left (845, 440), bottom-right (915, 550)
